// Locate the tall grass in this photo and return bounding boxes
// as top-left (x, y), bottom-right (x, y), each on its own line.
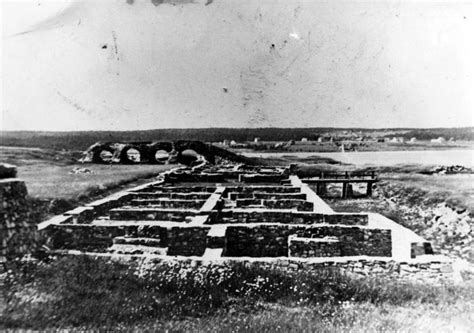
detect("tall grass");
top-left (2, 256), bottom-right (469, 330)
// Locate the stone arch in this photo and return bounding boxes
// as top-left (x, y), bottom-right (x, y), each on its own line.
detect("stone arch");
top-left (145, 141), bottom-right (174, 164)
top-left (174, 140), bottom-right (215, 164)
top-left (91, 143), bottom-right (116, 164)
top-left (119, 145), bottom-right (144, 164)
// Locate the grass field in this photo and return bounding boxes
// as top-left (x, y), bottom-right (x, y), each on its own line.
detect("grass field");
top-left (2, 256), bottom-right (473, 331)
top-left (19, 164), bottom-right (175, 200)
top-left (0, 146), bottom-right (176, 200)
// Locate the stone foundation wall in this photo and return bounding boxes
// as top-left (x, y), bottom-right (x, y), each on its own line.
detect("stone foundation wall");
top-left (133, 192), bottom-right (211, 200)
top-left (238, 174), bottom-right (284, 183)
top-left (45, 224), bottom-right (166, 252)
top-left (166, 227), bottom-right (210, 256)
top-left (132, 257), bottom-right (455, 284)
top-left (0, 178), bottom-right (33, 259)
top-left (136, 186), bottom-right (216, 193)
top-left (235, 199), bottom-right (313, 211)
top-left (215, 211), bottom-right (368, 225)
top-left (45, 224), bottom-right (212, 256)
top-left (109, 208), bottom-right (195, 221)
top-left (224, 225), bottom-right (391, 257)
top-left (289, 236), bottom-right (341, 257)
top-left (296, 226), bottom-right (392, 257)
top-left (226, 186), bottom-right (301, 197)
top-left (130, 199), bottom-right (206, 209)
top-left (165, 172), bottom-right (225, 183)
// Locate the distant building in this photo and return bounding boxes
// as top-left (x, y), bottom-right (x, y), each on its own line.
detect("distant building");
top-left (254, 137), bottom-right (260, 143)
top-left (409, 137), bottom-right (417, 143)
top-left (301, 138), bottom-right (308, 142)
top-left (223, 139), bottom-right (230, 146)
top-left (389, 137), bottom-right (405, 143)
top-left (317, 137), bottom-right (323, 143)
top-left (230, 140), bottom-right (237, 146)
top-left (431, 137), bottom-right (446, 144)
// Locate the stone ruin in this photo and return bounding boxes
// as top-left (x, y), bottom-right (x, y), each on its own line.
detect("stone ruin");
top-left (81, 140), bottom-right (253, 165)
top-left (38, 162), bottom-right (453, 279)
top-left (0, 164), bottom-right (34, 261)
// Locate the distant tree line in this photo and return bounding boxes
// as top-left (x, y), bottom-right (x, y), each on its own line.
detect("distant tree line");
top-left (393, 128), bottom-right (474, 141)
top-left (1, 127), bottom-right (473, 151)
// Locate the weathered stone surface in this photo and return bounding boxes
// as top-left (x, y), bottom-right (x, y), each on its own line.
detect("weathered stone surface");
top-left (214, 211), bottom-right (368, 225)
top-left (0, 164), bottom-right (17, 179)
top-left (109, 208), bottom-right (196, 221)
top-left (289, 236), bottom-right (341, 257)
top-left (0, 178), bottom-right (35, 259)
top-left (235, 199), bottom-right (314, 211)
top-left (44, 224), bottom-right (166, 252)
top-left (224, 225), bottom-right (391, 257)
top-left (167, 227), bottom-right (210, 256)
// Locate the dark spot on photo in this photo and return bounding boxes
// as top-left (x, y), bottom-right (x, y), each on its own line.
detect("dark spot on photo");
top-left (102, 44), bottom-right (108, 49)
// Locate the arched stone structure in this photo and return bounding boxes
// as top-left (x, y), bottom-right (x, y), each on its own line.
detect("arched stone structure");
top-left (81, 140), bottom-right (255, 166)
top-left (145, 141), bottom-right (174, 164)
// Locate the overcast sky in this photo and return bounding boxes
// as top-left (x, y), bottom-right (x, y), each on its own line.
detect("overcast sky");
top-left (1, 0), bottom-right (472, 131)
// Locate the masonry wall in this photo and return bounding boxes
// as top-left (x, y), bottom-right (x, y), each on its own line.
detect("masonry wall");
top-left (235, 199), bottom-right (314, 211)
top-left (166, 227), bottom-right (210, 256)
top-left (0, 178), bottom-right (33, 259)
top-left (109, 208), bottom-right (196, 221)
top-left (45, 224), bottom-right (166, 252)
top-left (289, 236), bottom-right (341, 257)
top-left (215, 211), bottom-right (368, 225)
top-left (133, 258), bottom-right (455, 284)
top-left (224, 225), bottom-right (391, 257)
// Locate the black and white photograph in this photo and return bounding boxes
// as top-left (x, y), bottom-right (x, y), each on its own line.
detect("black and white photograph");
top-left (1, 0), bottom-right (473, 331)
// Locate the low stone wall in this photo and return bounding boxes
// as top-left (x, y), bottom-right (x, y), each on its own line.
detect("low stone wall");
top-left (44, 224), bottom-right (166, 252)
top-left (224, 225), bottom-right (391, 257)
top-left (214, 211), bottom-right (368, 225)
top-left (132, 192), bottom-right (212, 200)
top-left (85, 193), bottom-right (133, 217)
top-left (165, 172), bottom-right (226, 183)
top-left (130, 199), bottom-right (206, 209)
top-left (235, 199), bottom-right (313, 211)
top-left (130, 257), bottom-right (455, 284)
top-left (109, 208), bottom-right (196, 221)
top-left (136, 185), bottom-right (216, 193)
top-left (0, 178), bottom-right (33, 259)
top-left (252, 193), bottom-right (307, 200)
top-left (167, 227), bottom-right (210, 256)
top-left (238, 174), bottom-right (285, 183)
top-left (224, 225), bottom-right (291, 257)
top-left (45, 224), bottom-right (212, 256)
top-left (224, 259), bottom-right (454, 283)
top-left (289, 236), bottom-right (341, 257)
top-left (226, 186), bottom-right (301, 196)
top-left (297, 226), bottom-right (391, 257)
